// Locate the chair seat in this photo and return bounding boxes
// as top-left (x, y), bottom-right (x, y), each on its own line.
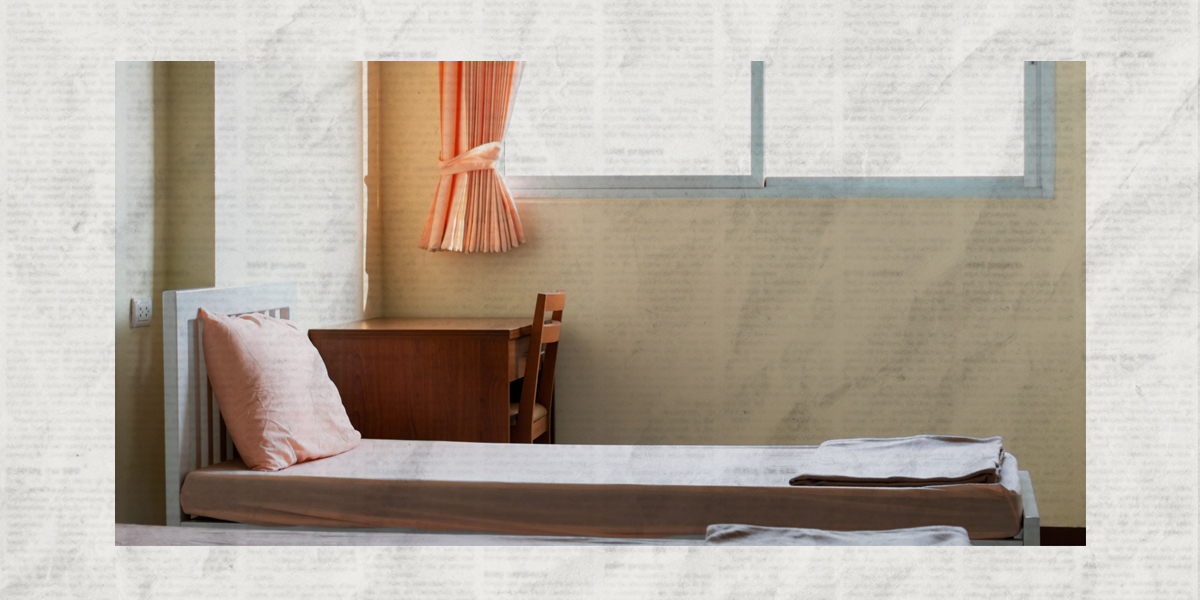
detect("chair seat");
top-left (509, 402), bottom-right (547, 426)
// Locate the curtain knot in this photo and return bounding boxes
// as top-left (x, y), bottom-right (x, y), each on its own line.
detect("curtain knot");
top-left (438, 141), bottom-right (501, 175)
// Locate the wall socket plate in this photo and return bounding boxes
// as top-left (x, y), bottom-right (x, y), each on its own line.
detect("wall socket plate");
top-left (131, 297), bottom-right (153, 328)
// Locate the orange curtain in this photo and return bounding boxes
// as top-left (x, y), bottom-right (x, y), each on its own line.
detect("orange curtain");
top-left (419, 61), bottom-right (526, 253)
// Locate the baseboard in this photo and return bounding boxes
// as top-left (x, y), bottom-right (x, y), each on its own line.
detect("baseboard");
top-left (1040, 527), bottom-right (1085, 546)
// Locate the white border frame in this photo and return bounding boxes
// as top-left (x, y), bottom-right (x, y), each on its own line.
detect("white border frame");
top-left (508, 61), bottom-right (1055, 200)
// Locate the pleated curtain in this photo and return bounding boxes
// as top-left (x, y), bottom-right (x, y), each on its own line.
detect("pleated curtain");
top-left (419, 61), bottom-right (526, 253)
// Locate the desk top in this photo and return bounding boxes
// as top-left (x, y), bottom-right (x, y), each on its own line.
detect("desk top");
top-left (309, 317), bottom-right (533, 340)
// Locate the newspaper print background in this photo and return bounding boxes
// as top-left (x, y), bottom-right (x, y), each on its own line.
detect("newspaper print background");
top-left (2, 0), bottom-right (1197, 597)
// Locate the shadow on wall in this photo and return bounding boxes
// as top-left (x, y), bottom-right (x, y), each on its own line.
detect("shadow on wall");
top-left (115, 62), bottom-right (215, 525)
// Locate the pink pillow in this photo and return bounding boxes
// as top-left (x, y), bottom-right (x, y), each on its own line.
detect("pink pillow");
top-left (198, 308), bottom-right (361, 471)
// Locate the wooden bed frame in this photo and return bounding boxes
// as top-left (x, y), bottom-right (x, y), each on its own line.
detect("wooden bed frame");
top-left (162, 283), bottom-right (1040, 546)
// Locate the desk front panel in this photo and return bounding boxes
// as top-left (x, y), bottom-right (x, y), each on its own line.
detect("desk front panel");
top-left (310, 332), bottom-right (517, 443)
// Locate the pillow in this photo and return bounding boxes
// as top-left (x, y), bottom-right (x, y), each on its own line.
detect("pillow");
top-left (198, 308), bottom-right (361, 471)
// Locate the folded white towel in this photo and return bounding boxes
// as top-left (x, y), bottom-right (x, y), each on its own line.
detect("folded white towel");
top-left (705, 524), bottom-right (972, 546)
top-left (788, 435), bottom-right (1005, 487)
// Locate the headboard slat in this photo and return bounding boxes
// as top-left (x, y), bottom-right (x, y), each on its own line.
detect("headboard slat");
top-left (199, 320), bottom-right (212, 470)
top-left (207, 379), bottom-right (217, 467)
top-left (193, 319), bottom-right (204, 473)
top-left (219, 413), bottom-right (229, 463)
top-left (212, 390), bottom-right (223, 466)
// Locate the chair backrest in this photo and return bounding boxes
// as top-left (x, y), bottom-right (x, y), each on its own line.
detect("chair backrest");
top-left (512, 290), bottom-right (565, 442)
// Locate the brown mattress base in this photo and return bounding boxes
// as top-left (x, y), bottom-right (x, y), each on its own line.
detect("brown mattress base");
top-left (180, 439), bottom-right (1024, 540)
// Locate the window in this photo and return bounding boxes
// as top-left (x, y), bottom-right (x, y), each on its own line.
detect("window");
top-left (504, 61), bottom-right (1054, 200)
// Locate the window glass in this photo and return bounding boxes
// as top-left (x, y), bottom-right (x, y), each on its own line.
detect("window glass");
top-left (504, 60), bottom-right (750, 176)
top-left (766, 53), bottom-right (1024, 177)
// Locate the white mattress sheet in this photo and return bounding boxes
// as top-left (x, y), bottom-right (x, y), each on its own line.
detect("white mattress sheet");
top-left (211, 440), bottom-right (820, 485)
top-left (180, 439), bottom-right (1024, 539)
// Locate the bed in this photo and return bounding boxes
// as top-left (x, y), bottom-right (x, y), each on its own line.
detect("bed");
top-left (162, 283), bottom-right (1040, 546)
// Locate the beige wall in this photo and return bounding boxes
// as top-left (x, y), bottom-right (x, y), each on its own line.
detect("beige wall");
top-left (115, 62), bottom-right (215, 524)
top-left (381, 62), bottom-right (1085, 526)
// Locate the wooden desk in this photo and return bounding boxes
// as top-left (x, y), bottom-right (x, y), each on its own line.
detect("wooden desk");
top-left (309, 318), bottom-right (532, 443)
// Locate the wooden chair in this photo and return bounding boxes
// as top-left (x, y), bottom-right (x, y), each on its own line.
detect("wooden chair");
top-left (510, 291), bottom-right (565, 443)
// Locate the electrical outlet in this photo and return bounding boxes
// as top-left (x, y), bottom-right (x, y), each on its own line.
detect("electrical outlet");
top-left (131, 297), bottom-right (153, 328)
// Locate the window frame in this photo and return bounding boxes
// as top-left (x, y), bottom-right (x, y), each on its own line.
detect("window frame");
top-left (504, 61), bottom-right (1055, 200)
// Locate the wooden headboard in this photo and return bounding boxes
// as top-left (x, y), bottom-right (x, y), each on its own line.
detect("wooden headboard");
top-left (162, 282), bottom-right (298, 526)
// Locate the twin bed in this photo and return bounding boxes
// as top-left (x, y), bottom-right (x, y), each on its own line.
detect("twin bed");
top-left (153, 283), bottom-right (1040, 546)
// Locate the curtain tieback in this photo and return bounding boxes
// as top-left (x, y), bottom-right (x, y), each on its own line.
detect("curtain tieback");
top-left (438, 142), bottom-right (502, 175)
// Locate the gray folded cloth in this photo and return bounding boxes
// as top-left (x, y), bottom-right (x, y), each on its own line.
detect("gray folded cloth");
top-left (789, 435), bottom-right (1005, 487)
top-left (705, 524), bottom-right (972, 546)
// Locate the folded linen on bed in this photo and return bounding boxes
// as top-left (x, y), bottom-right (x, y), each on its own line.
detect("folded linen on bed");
top-left (704, 524), bottom-right (972, 546)
top-left (788, 435), bottom-right (1005, 487)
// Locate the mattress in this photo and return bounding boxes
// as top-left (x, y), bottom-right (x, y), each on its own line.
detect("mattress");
top-left (179, 439), bottom-right (1025, 539)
